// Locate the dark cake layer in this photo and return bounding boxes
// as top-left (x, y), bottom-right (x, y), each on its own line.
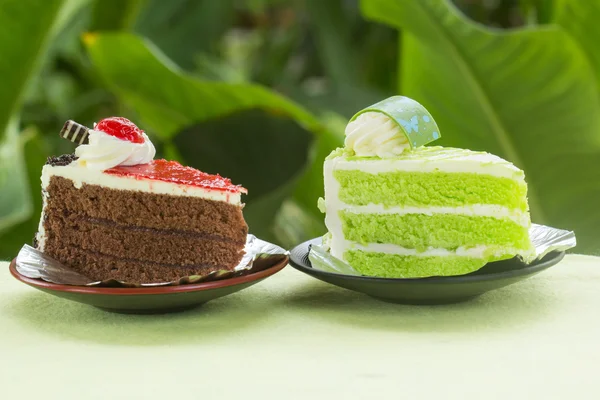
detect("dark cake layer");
top-left (48, 246), bottom-right (227, 283)
top-left (41, 175), bottom-right (248, 283)
top-left (46, 176), bottom-right (247, 240)
top-left (44, 214), bottom-right (244, 266)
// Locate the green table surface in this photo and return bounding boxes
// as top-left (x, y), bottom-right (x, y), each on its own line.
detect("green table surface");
top-left (1, 255), bottom-right (599, 399)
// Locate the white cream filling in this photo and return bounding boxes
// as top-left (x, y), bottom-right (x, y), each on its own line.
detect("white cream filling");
top-left (324, 158), bottom-right (345, 259)
top-left (339, 204), bottom-right (529, 227)
top-left (35, 190), bottom-right (49, 252)
top-left (328, 149), bottom-right (523, 180)
top-left (344, 242), bottom-right (524, 258)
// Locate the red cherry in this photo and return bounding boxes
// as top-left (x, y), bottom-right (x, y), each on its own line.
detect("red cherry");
top-left (96, 117), bottom-right (145, 144)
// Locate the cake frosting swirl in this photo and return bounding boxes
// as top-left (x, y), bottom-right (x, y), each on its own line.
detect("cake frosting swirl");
top-left (344, 112), bottom-right (409, 158)
top-left (74, 118), bottom-right (155, 171)
top-left (75, 129), bottom-right (155, 171)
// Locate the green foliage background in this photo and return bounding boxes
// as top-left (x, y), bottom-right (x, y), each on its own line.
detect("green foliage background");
top-left (1, 0), bottom-right (598, 258)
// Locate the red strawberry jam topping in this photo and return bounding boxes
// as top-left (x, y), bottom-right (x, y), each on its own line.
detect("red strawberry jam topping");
top-left (105, 159), bottom-right (247, 194)
top-left (96, 117), bottom-right (145, 144)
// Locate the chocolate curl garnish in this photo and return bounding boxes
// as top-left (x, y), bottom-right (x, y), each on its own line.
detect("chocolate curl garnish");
top-left (60, 120), bottom-right (90, 145)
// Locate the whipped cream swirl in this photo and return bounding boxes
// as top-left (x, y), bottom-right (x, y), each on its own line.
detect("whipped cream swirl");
top-left (75, 129), bottom-right (156, 171)
top-left (344, 112), bottom-right (409, 158)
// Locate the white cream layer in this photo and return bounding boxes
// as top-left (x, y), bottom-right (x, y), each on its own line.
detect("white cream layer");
top-left (36, 190), bottom-right (50, 251)
top-left (35, 162), bottom-right (242, 251)
top-left (339, 204), bottom-right (530, 227)
top-left (327, 147), bottom-right (524, 180)
top-left (344, 242), bottom-right (523, 258)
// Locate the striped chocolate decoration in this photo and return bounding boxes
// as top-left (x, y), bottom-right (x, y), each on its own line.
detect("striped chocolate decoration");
top-left (60, 120), bottom-right (90, 145)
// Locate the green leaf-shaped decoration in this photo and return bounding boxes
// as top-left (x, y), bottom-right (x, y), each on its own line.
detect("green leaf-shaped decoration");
top-left (361, 0), bottom-right (600, 254)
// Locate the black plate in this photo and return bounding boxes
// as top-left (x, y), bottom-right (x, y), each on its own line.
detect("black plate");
top-left (289, 238), bottom-right (565, 305)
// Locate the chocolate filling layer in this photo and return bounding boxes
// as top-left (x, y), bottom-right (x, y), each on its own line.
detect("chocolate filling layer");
top-left (40, 175), bottom-right (248, 283)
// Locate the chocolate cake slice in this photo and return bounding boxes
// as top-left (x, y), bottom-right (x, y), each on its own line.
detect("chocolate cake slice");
top-left (35, 117), bottom-right (248, 284)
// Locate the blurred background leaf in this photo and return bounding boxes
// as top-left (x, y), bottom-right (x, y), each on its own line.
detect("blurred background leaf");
top-left (0, 0), bottom-right (65, 139)
top-left (0, 0), bottom-right (87, 250)
top-left (553, 0), bottom-right (600, 87)
top-left (1, 0), bottom-right (599, 259)
top-left (0, 128), bottom-right (47, 255)
top-left (83, 32), bottom-right (320, 138)
top-left (135, 0), bottom-right (235, 70)
top-left (90, 0), bottom-right (144, 31)
top-left (362, 0), bottom-right (600, 254)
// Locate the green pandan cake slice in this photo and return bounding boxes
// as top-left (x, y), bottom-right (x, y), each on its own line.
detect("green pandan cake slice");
top-left (322, 96), bottom-right (534, 278)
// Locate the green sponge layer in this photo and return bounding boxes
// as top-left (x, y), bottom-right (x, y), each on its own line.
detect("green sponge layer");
top-left (334, 170), bottom-right (527, 210)
top-left (340, 212), bottom-right (530, 251)
top-left (344, 251), bottom-right (512, 278)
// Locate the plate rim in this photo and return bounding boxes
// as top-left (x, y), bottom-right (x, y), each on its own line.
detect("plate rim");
top-left (289, 238), bottom-right (565, 283)
top-left (9, 256), bottom-right (289, 296)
